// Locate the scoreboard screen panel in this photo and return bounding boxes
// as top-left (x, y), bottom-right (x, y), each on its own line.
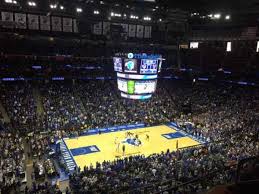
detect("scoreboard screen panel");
top-left (117, 78), bottom-right (128, 93)
top-left (134, 80), bottom-right (157, 94)
top-left (124, 59), bottom-right (138, 73)
top-left (113, 57), bottom-right (123, 72)
top-left (140, 59), bottom-right (158, 74)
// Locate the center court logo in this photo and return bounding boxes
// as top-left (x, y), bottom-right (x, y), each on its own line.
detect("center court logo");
top-left (126, 60), bottom-right (135, 70)
top-left (122, 137), bottom-right (142, 146)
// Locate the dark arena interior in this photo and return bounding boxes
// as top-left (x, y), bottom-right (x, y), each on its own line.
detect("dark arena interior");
top-left (0, 0), bottom-right (259, 194)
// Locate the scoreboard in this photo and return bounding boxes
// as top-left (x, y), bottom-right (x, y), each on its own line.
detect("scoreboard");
top-left (113, 57), bottom-right (123, 72)
top-left (140, 59), bottom-right (158, 74)
top-left (117, 78), bottom-right (157, 95)
top-left (114, 53), bottom-right (163, 100)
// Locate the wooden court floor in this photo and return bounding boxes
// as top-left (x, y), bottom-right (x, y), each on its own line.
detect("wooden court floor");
top-left (64, 125), bottom-right (200, 169)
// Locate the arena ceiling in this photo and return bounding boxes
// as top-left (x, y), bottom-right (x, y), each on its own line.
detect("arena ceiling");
top-left (1, 0), bottom-right (259, 15)
top-left (65, 0), bottom-right (259, 11)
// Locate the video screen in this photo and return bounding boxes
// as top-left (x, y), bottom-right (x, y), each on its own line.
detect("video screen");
top-left (121, 93), bottom-right (152, 100)
top-left (117, 78), bottom-right (128, 93)
top-left (134, 80), bottom-right (157, 94)
top-left (140, 59), bottom-right (158, 74)
top-left (124, 59), bottom-right (138, 73)
top-left (113, 57), bottom-right (123, 72)
top-left (118, 79), bottom-right (157, 95)
top-left (190, 42), bottom-right (199, 49)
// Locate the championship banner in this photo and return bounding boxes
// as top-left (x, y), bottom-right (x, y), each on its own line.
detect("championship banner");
top-left (40, 15), bottom-right (50, 31)
top-left (93, 22), bottom-right (102, 35)
top-left (1, 11), bottom-right (13, 22)
top-left (14, 13), bottom-right (27, 29)
top-left (62, 18), bottom-right (73, 32)
top-left (128, 24), bottom-right (136, 37)
top-left (51, 16), bottom-right (62, 31)
top-left (73, 19), bottom-right (78, 33)
top-left (136, 25), bottom-right (144, 38)
top-left (121, 23), bottom-right (129, 34)
top-left (28, 14), bottom-right (39, 30)
top-left (102, 22), bottom-right (110, 35)
top-left (1, 12), bottom-right (14, 28)
top-left (144, 26), bottom-right (152, 38)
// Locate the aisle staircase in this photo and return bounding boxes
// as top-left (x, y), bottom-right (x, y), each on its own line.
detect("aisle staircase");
top-left (0, 100), bottom-right (10, 123)
top-left (60, 140), bottom-right (77, 173)
top-left (33, 87), bottom-right (44, 116)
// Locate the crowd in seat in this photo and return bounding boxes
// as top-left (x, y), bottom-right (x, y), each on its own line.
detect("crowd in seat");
top-left (0, 80), bottom-right (258, 193)
top-left (0, 83), bottom-right (36, 133)
top-left (0, 132), bottom-right (25, 193)
top-left (68, 81), bottom-right (259, 193)
top-left (41, 82), bottom-right (86, 131)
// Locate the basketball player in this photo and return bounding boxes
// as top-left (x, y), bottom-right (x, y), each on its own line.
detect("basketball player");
top-left (116, 142), bottom-right (120, 152)
top-left (122, 144), bottom-right (125, 156)
top-left (114, 137), bottom-right (118, 145)
top-left (146, 134), bottom-right (149, 141)
top-left (115, 137), bottom-right (120, 152)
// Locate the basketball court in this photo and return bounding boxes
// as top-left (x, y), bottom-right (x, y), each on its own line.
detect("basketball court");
top-left (62, 124), bottom-right (201, 170)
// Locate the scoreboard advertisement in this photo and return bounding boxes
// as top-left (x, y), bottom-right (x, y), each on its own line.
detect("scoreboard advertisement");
top-left (117, 78), bottom-right (157, 95)
top-left (124, 59), bottom-right (138, 73)
top-left (114, 53), bottom-right (163, 100)
top-left (140, 59), bottom-right (158, 74)
top-left (113, 57), bottom-right (123, 72)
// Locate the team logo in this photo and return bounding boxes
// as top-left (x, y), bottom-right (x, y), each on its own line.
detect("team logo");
top-left (127, 53), bottom-right (134, 59)
top-left (122, 138), bottom-right (142, 146)
top-left (126, 61), bottom-right (135, 70)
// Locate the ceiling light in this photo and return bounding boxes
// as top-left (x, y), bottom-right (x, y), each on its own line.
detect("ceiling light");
top-left (94, 10), bottom-right (100, 15)
top-left (28, 1), bottom-right (36, 6)
top-left (5, 0), bottom-right (17, 4)
top-left (225, 15), bottom-right (230, 20)
top-left (76, 8), bottom-right (82, 13)
top-left (143, 16), bottom-right (151, 21)
top-left (50, 4), bottom-right (57, 9)
top-left (130, 15), bottom-right (138, 19)
top-left (214, 14), bottom-right (221, 19)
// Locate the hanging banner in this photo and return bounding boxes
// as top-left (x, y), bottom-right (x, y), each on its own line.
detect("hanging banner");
top-left (14, 13), bottom-right (27, 29)
top-left (28, 14), bottom-right (39, 30)
top-left (1, 12), bottom-right (14, 28)
top-left (121, 23), bottom-right (128, 34)
top-left (40, 15), bottom-right (50, 31)
top-left (128, 24), bottom-right (136, 37)
top-left (136, 25), bottom-right (144, 38)
top-left (1, 11), bottom-right (13, 22)
top-left (51, 16), bottom-right (62, 31)
top-left (62, 18), bottom-right (73, 32)
top-left (102, 22), bottom-right (110, 35)
top-left (73, 19), bottom-right (78, 33)
top-left (93, 22), bottom-right (102, 35)
top-left (144, 26), bottom-right (152, 38)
